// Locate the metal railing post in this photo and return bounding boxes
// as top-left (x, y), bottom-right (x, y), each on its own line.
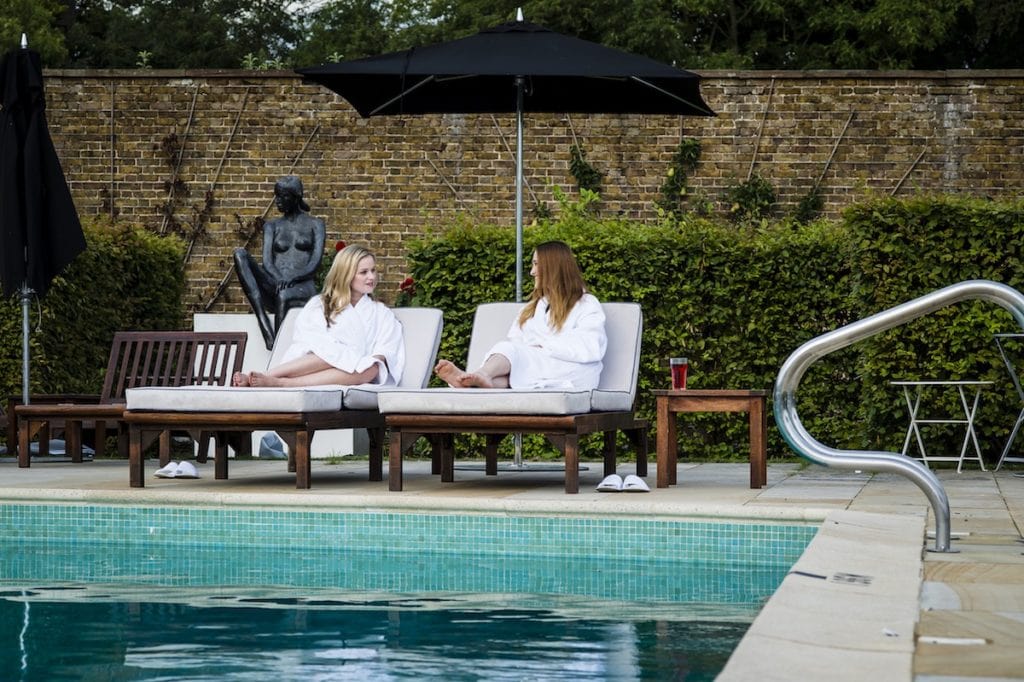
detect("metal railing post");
top-left (774, 280), bottom-right (1024, 552)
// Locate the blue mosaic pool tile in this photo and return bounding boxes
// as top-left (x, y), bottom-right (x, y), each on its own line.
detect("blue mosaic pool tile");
top-left (0, 503), bottom-right (816, 569)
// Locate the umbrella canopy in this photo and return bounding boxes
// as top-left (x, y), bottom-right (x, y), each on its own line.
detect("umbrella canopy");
top-left (297, 19), bottom-right (714, 118)
top-left (0, 44), bottom-right (85, 299)
top-left (297, 17), bottom-right (714, 300)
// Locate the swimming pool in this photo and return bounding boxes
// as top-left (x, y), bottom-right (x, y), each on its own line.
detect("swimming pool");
top-left (0, 503), bottom-right (816, 680)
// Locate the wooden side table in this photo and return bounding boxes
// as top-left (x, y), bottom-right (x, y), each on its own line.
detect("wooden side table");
top-left (653, 389), bottom-right (768, 489)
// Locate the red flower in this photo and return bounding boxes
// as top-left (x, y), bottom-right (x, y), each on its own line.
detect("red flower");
top-left (335, 240), bottom-right (346, 252)
top-left (399, 277), bottom-right (415, 294)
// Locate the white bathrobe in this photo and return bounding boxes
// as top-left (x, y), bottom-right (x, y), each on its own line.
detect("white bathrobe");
top-left (487, 293), bottom-right (607, 390)
top-left (282, 295), bottom-right (405, 385)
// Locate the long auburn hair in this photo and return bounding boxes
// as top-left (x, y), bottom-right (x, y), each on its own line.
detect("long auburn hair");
top-left (321, 244), bottom-right (375, 326)
top-left (517, 241), bottom-right (586, 331)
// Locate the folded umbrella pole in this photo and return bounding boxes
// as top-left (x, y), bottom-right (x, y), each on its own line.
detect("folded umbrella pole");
top-left (1, 38), bottom-right (86, 406)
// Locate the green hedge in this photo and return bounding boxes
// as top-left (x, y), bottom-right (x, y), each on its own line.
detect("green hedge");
top-left (844, 195), bottom-right (1024, 457)
top-left (1, 217), bottom-right (187, 397)
top-left (405, 194), bottom-right (1024, 464)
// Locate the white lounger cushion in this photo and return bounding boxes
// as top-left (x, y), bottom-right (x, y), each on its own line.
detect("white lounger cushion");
top-left (125, 307), bottom-right (444, 414)
top-left (127, 384), bottom-right (344, 412)
top-left (378, 388), bottom-right (592, 415)
top-left (590, 389), bottom-right (634, 412)
top-left (343, 386), bottom-right (394, 411)
top-left (379, 301), bottom-right (642, 415)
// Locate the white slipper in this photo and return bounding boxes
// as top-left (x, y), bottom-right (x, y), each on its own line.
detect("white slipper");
top-left (596, 474), bottom-right (623, 492)
top-left (172, 461), bottom-right (200, 479)
top-left (622, 474), bottom-right (650, 493)
top-left (154, 461), bottom-right (179, 478)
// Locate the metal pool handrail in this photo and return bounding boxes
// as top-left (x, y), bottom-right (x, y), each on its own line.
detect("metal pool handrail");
top-left (774, 280), bottom-right (1024, 553)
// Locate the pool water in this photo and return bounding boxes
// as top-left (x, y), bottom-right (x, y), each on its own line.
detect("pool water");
top-left (0, 505), bottom-right (816, 680)
top-left (1, 585), bottom-right (750, 681)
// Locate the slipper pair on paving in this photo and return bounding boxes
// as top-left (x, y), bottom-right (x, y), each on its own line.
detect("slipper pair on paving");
top-left (596, 474), bottom-right (650, 493)
top-left (153, 461), bottom-right (200, 479)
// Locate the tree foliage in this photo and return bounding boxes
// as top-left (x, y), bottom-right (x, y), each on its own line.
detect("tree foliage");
top-left (0, 0), bottom-right (68, 64)
top-left (2, 0), bottom-right (1021, 70)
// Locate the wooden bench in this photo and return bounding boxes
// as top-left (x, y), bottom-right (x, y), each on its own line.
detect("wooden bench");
top-left (15, 331), bottom-right (246, 466)
top-left (653, 389), bottom-right (768, 489)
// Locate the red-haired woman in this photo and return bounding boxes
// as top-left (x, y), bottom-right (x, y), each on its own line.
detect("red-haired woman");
top-left (435, 241), bottom-right (606, 390)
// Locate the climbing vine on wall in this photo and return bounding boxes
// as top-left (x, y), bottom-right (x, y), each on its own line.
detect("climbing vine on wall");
top-left (569, 144), bottom-right (604, 195)
top-left (657, 138), bottom-right (704, 217)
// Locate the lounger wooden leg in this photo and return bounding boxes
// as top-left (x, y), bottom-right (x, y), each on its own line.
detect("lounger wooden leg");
top-left (213, 434), bottom-right (228, 479)
top-left (94, 420), bottom-right (107, 458)
top-left (195, 429), bottom-right (210, 463)
top-left (368, 427), bottom-right (384, 481)
top-left (234, 432), bottom-right (252, 458)
top-left (158, 430), bottom-right (172, 467)
top-left (294, 430), bottom-right (311, 489)
top-left (18, 419), bottom-right (31, 468)
top-left (38, 423), bottom-right (50, 457)
top-left (425, 434), bottom-right (441, 474)
top-left (67, 420), bottom-right (83, 463)
top-left (484, 434), bottom-right (503, 475)
top-left (441, 433), bottom-right (455, 482)
top-left (564, 434), bottom-right (580, 494)
top-left (281, 432), bottom-right (297, 473)
top-left (603, 430), bottom-right (617, 476)
top-left (389, 429), bottom-right (404, 491)
top-left (633, 424), bottom-right (649, 478)
top-left (129, 426), bottom-right (144, 487)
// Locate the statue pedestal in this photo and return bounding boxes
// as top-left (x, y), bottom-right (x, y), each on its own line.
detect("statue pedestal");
top-left (192, 313), bottom-right (367, 458)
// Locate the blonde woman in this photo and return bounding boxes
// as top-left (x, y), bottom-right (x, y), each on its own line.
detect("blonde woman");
top-left (233, 244), bottom-right (405, 387)
top-left (435, 241), bottom-right (606, 390)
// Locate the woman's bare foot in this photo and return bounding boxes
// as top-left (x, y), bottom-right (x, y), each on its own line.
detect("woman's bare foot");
top-left (434, 360), bottom-right (495, 388)
top-left (434, 359), bottom-right (468, 387)
top-left (249, 371), bottom-right (285, 387)
top-left (460, 372), bottom-right (495, 388)
top-left (232, 372), bottom-right (251, 387)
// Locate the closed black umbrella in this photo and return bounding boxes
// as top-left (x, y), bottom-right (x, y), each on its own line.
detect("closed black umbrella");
top-left (298, 14), bottom-right (714, 300)
top-left (1, 37), bottom-right (86, 402)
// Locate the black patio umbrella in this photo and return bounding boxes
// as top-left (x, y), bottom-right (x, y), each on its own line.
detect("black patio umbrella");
top-left (1, 36), bottom-right (86, 402)
top-left (298, 14), bottom-right (714, 301)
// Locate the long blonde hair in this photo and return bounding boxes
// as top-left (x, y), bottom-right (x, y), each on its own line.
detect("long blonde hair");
top-left (517, 241), bottom-right (586, 331)
top-left (321, 244), bottom-right (375, 326)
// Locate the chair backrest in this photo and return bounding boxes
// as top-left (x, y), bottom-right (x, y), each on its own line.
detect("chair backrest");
top-left (466, 302), bottom-right (522, 371)
top-left (598, 302), bottom-right (643, 400)
top-left (267, 306), bottom-right (444, 389)
top-left (465, 301), bottom-right (643, 399)
top-left (392, 307), bottom-right (444, 388)
top-left (101, 331), bottom-right (248, 404)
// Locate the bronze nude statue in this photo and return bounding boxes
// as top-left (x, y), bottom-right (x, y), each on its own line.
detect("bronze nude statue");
top-left (234, 176), bottom-right (326, 349)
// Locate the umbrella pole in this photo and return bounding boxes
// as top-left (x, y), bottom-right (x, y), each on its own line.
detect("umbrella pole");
top-left (459, 75), bottom-right (583, 476)
top-left (515, 77), bottom-right (524, 305)
top-left (20, 283), bottom-right (32, 405)
top-left (507, 78), bottom-right (582, 474)
top-left (513, 77), bottom-right (526, 468)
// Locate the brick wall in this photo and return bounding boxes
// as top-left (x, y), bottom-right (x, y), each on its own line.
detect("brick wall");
top-left (42, 69), bottom-right (1024, 313)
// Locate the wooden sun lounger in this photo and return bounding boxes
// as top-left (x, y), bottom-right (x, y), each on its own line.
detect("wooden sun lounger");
top-left (122, 307), bottom-right (444, 488)
top-left (380, 302), bottom-right (648, 493)
top-left (15, 331), bottom-right (247, 466)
